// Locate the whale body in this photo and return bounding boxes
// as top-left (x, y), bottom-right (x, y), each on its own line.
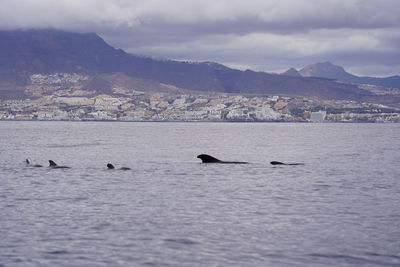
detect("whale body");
top-left (49, 160), bottom-right (70, 169)
top-left (107, 163), bottom-right (131, 170)
top-left (26, 159), bottom-right (43, 167)
top-left (270, 161), bottom-right (304, 166)
top-left (197, 154), bottom-right (248, 164)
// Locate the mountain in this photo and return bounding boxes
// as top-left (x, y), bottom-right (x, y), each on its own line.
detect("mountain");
top-left (0, 30), bottom-right (228, 92)
top-left (281, 68), bottom-right (302, 77)
top-left (0, 29), bottom-right (372, 101)
top-left (299, 62), bottom-right (400, 88)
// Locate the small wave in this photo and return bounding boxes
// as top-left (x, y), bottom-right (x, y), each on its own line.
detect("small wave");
top-left (309, 253), bottom-right (364, 259)
top-left (30, 181), bottom-right (46, 186)
top-left (42, 197), bottom-right (89, 203)
top-left (254, 211), bottom-right (268, 215)
top-left (308, 253), bottom-right (368, 264)
top-left (91, 222), bottom-right (112, 230)
top-left (307, 253), bottom-right (400, 266)
top-left (45, 250), bottom-right (68, 255)
top-left (163, 238), bottom-right (198, 245)
top-left (365, 252), bottom-right (400, 260)
top-left (270, 196), bottom-right (290, 201)
top-left (373, 184), bottom-right (392, 190)
top-left (343, 153), bottom-right (361, 157)
top-left (312, 184), bottom-right (332, 191)
top-left (143, 261), bottom-right (171, 266)
top-left (14, 198), bottom-right (31, 201)
top-left (71, 197), bottom-right (90, 202)
top-left (45, 142), bottom-right (103, 148)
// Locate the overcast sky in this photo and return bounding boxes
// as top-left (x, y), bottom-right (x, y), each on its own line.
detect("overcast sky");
top-left (1, 0), bottom-right (399, 76)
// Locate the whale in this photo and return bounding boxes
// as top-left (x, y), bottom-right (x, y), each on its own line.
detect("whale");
top-left (197, 155), bottom-right (302, 165)
top-left (26, 159), bottom-right (43, 167)
top-left (107, 163), bottom-right (131, 170)
top-left (270, 161), bottom-right (304, 166)
top-left (49, 160), bottom-right (70, 169)
top-left (197, 154), bottom-right (248, 164)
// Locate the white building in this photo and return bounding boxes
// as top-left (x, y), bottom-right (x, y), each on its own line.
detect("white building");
top-left (120, 110), bottom-right (147, 121)
top-left (88, 111), bottom-right (115, 120)
top-left (205, 104), bottom-right (226, 120)
top-left (36, 110), bottom-right (69, 120)
top-left (172, 98), bottom-right (186, 108)
top-left (226, 108), bottom-right (250, 120)
top-left (94, 97), bottom-right (122, 111)
top-left (310, 111), bottom-right (327, 122)
top-left (255, 105), bottom-right (281, 120)
top-left (55, 97), bottom-right (90, 105)
top-left (181, 110), bottom-right (208, 120)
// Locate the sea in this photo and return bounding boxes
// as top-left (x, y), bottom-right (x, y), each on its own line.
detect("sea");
top-left (0, 121), bottom-right (399, 267)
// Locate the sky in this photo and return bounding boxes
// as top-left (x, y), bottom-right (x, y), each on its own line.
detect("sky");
top-left (1, 0), bottom-right (399, 77)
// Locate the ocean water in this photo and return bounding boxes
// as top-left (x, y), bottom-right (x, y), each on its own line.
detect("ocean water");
top-left (0, 121), bottom-right (399, 267)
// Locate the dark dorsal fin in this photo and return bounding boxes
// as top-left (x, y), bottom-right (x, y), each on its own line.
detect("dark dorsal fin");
top-left (49, 160), bottom-right (57, 167)
top-left (197, 154), bottom-right (222, 163)
top-left (107, 163), bottom-right (115, 169)
top-left (26, 159), bottom-right (30, 164)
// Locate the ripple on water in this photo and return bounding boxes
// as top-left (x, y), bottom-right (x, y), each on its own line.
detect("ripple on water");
top-left (44, 250), bottom-right (69, 255)
top-left (306, 253), bottom-right (400, 266)
top-left (163, 238), bottom-right (199, 246)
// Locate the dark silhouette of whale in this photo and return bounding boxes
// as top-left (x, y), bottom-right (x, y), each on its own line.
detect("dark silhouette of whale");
top-left (270, 161), bottom-right (304, 166)
top-left (197, 154), bottom-right (248, 164)
top-left (107, 163), bottom-right (131, 170)
top-left (49, 160), bottom-right (70, 169)
top-left (26, 159), bottom-right (42, 167)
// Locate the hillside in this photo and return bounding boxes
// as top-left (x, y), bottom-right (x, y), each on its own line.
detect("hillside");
top-left (0, 29), bottom-right (376, 101)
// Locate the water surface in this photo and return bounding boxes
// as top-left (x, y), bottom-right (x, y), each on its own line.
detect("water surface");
top-left (1, 122), bottom-right (399, 266)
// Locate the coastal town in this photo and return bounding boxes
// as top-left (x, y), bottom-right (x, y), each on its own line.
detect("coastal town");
top-left (1, 73), bottom-right (400, 123)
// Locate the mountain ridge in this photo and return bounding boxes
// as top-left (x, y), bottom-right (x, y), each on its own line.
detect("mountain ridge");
top-left (297, 62), bottom-right (400, 88)
top-left (0, 29), bottom-right (382, 102)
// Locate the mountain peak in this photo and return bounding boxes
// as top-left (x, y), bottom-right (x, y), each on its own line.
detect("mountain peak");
top-left (298, 61), bottom-right (400, 88)
top-left (299, 62), bottom-right (350, 79)
top-left (281, 68), bottom-right (301, 77)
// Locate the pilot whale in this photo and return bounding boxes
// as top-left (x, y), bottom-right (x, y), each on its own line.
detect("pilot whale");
top-left (26, 159), bottom-right (43, 167)
top-left (107, 163), bottom-right (131, 170)
top-left (49, 160), bottom-right (70, 169)
top-left (270, 161), bottom-right (304, 166)
top-left (197, 154), bottom-right (248, 164)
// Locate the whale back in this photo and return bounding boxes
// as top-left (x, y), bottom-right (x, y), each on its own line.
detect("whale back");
top-left (197, 154), bottom-right (222, 163)
top-left (26, 159), bottom-right (43, 167)
top-left (270, 161), bottom-right (304, 165)
top-left (270, 161), bottom-right (285, 165)
top-left (107, 163), bottom-right (115, 169)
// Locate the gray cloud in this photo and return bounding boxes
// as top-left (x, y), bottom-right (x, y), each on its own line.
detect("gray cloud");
top-left (1, 0), bottom-right (399, 76)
